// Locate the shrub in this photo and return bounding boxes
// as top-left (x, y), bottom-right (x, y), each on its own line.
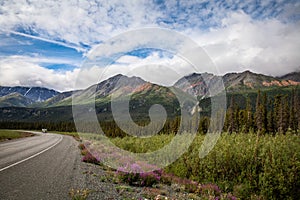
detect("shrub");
top-left (78, 143), bottom-right (85, 150)
top-left (69, 189), bottom-right (89, 200)
top-left (116, 164), bottom-right (161, 187)
top-left (87, 133), bottom-right (299, 199)
top-left (81, 151), bottom-right (100, 164)
top-left (163, 133), bottom-right (300, 199)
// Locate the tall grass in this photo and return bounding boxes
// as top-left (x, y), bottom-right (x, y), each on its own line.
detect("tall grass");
top-left (50, 131), bottom-right (80, 140)
top-left (0, 130), bottom-right (34, 141)
top-left (109, 132), bottom-right (300, 199)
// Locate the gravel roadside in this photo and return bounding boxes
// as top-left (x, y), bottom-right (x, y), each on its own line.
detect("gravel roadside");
top-left (71, 139), bottom-right (198, 200)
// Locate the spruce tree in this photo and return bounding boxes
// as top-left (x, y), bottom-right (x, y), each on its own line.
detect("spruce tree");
top-left (294, 89), bottom-right (300, 133)
top-left (274, 95), bottom-right (283, 134)
top-left (282, 95), bottom-right (289, 134)
top-left (235, 105), bottom-right (240, 133)
top-left (255, 90), bottom-right (263, 133)
top-left (245, 96), bottom-right (253, 133)
top-left (238, 110), bottom-right (247, 133)
top-left (228, 95), bottom-right (236, 133)
top-left (290, 89), bottom-right (297, 133)
top-left (267, 107), bottom-right (275, 134)
top-left (262, 93), bottom-right (268, 133)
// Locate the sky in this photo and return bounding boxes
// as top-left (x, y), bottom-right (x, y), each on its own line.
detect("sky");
top-left (0, 0), bottom-right (300, 92)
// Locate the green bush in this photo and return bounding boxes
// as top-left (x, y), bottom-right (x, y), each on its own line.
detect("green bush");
top-left (109, 133), bottom-right (300, 199)
top-left (164, 133), bottom-right (300, 200)
top-left (116, 164), bottom-right (161, 187)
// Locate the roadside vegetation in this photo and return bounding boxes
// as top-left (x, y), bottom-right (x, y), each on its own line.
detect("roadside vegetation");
top-left (0, 129), bottom-right (34, 141)
top-left (69, 188), bottom-right (90, 200)
top-left (75, 88), bottom-right (300, 199)
top-left (50, 131), bottom-right (80, 140)
top-left (79, 132), bottom-right (299, 200)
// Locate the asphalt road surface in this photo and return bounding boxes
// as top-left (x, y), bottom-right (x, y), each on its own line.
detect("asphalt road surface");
top-left (0, 132), bottom-right (83, 200)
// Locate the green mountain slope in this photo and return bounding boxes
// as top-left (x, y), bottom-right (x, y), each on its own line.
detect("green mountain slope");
top-left (0, 93), bottom-right (33, 107)
top-left (199, 86), bottom-right (300, 116)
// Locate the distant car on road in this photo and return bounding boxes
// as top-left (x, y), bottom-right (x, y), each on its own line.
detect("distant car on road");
top-left (42, 129), bottom-right (47, 133)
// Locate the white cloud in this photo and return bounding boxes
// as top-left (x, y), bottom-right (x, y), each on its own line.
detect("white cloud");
top-left (0, 0), bottom-right (161, 46)
top-left (0, 0), bottom-right (298, 47)
top-left (0, 57), bottom-right (79, 92)
top-left (107, 53), bottom-right (196, 86)
top-left (0, 53), bottom-right (191, 91)
top-left (76, 52), bottom-right (196, 89)
top-left (0, 0), bottom-right (300, 91)
top-left (0, 55), bottom-right (81, 67)
top-left (189, 11), bottom-right (300, 76)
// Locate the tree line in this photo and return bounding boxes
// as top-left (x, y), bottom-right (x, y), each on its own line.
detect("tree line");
top-left (224, 89), bottom-right (300, 134)
top-left (0, 88), bottom-right (299, 136)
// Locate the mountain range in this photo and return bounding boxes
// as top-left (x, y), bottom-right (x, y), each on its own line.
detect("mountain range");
top-left (0, 70), bottom-right (299, 123)
top-left (0, 86), bottom-right (59, 107)
top-left (0, 70), bottom-right (299, 109)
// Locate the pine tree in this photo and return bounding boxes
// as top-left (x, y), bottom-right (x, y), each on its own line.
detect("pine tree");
top-left (245, 96), bottom-right (253, 133)
top-left (290, 89), bottom-right (297, 133)
top-left (255, 90), bottom-right (263, 133)
top-left (238, 109), bottom-right (247, 133)
top-left (297, 90), bottom-right (300, 132)
top-left (235, 105), bottom-right (240, 133)
top-left (274, 95), bottom-right (283, 134)
top-left (199, 117), bottom-right (209, 134)
top-left (262, 93), bottom-right (268, 133)
top-left (294, 89), bottom-right (300, 133)
top-left (267, 107), bottom-right (275, 134)
top-left (228, 96), bottom-right (236, 134)
top-left (282, 95), bottom-right (289, 134)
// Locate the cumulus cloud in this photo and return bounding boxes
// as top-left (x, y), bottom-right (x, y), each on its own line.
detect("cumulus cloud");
top-left (0, 56), bottom-right (79, 92)
top-left (100, 53), bottom-right (196, 86)
top-left (0, 54), bottom-right (191, 91)
top-left (75, 52), bottom-right (196, 89)
top-left (0, 0), bottom-right (299, 91)
top-left (191, 11), bottom-right (300, 76)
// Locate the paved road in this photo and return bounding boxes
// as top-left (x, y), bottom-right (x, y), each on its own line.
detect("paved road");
top-left (0, 132), bottom-right (82, 200)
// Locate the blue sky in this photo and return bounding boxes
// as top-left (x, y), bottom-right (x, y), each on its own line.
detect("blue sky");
top-left (0, 0), bottom-right (299, 91)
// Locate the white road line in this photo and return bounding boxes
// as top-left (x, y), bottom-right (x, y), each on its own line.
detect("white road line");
top-left (0, 135), bottom-right (63, 172)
